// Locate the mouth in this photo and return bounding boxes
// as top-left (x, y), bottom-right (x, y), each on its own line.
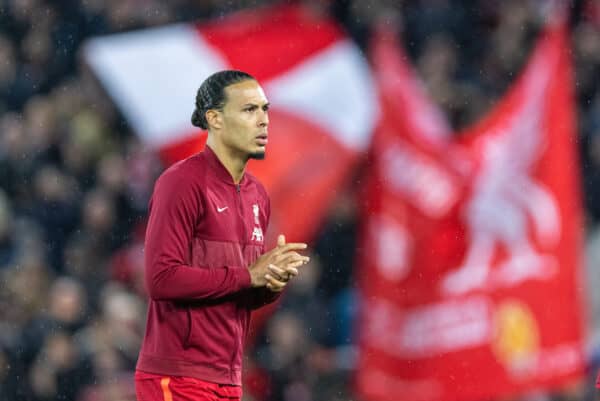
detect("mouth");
top-left (255, 134), bottom-right (268, 146)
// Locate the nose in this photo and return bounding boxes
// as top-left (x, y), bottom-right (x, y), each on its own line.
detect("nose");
top-left (258, 109), bottom-right (269, 127)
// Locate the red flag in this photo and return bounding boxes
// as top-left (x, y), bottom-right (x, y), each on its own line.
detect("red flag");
top-left (355, 20), bottom-right (586, 401)
top-left (84, 4), bottom-right (378, 244)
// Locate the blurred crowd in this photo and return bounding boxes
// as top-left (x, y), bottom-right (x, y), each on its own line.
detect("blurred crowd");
top-left (1, 0), bottom-right (600, 400)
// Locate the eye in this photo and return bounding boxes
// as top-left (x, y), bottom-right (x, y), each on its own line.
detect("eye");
top-left (244, 106), bottom-right (257, 112)
top-left (263, 104), bottom-right (270, 112)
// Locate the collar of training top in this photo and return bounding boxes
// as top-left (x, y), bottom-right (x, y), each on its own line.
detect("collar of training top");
top-left (202, 145), bottom-right (249, 187)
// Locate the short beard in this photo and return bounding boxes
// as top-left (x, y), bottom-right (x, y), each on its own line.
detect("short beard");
top-left (248, 151), bottom-right (265, 160)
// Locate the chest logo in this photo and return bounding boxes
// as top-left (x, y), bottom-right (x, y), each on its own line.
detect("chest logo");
top-left (251, 227), bottom-right (264, 243)
top-left (217, 206), bottom-right (228, 213)
top-left (251, 204), bottom-right (263, 242)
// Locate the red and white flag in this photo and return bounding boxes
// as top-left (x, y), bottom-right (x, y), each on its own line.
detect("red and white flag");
top-left (84, 4), bottom-right (378, 243)
top-left (355, 19), bottom-right (586, 401)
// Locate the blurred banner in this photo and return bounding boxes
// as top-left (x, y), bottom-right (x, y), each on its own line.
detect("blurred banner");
top-left (83, 4), bottom-right (377, 244)
top-left (355, 20), bottom-right (585, 401)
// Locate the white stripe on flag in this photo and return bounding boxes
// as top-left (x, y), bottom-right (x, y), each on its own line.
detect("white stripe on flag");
top-left (265, 40), bottom-right (378, 152)
top-left (84, 24), bottom-right (228, 146)
top-left (85, 24), bottom-right (377, 152)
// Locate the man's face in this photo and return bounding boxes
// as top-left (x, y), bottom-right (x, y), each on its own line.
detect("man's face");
top-left (219, 80), bottom-right (270, 160)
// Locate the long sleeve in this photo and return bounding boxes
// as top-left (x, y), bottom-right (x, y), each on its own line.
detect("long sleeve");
top-left (144, 168), bottom-right (251, 301)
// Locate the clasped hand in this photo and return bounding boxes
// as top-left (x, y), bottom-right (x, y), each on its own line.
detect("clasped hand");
top-left (248, 234), bottom-right (309, 292)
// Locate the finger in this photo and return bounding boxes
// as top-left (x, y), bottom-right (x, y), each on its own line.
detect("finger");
top-left (276, 262), bottom-right (304, 279)
top-left (268, 264), bottom-right (289, 281)
top-left (267, 240), bottom-right (303, 257)
top-left (268, 264), bottom-right (287, 275)
top-left (267, 271), bottom-right (284, 281)
top-left (271, 244), bottom-right (307, 258)
top-left (281, 260), bottom-right (305, 272)
top-left (276, 251), bottom-right (309, 262)
top-left (265, 274), bottom-right (287, 291)
top-left (277, 254), bottom-right (310, 266)
top-left (280, 243), bottom-right (308, 252)
top-left (270, 264), bottom-right (298, 279)
top-left (266, 282), bottom-right (284, 292)
top-left (281, 266), bottom-right (299, 277)
top-left (274, 251), bottom-right (302, 264)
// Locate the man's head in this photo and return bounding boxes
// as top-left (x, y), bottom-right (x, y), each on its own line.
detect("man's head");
top-left (191, 70), bottom-right (269, 160)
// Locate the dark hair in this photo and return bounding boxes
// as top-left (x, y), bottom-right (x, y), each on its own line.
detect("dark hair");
top-left (191, 70), bottom-right (256, 130)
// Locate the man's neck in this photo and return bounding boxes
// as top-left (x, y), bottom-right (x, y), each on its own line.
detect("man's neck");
top-left (206, 139), bottom-right (247, 184)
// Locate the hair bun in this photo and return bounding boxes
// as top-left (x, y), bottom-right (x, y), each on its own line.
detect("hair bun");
top-left (191, 109), bottom-right (203, 128)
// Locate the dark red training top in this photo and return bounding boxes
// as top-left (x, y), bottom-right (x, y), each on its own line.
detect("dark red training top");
top-left (136, 146), bottom-right (278, 385)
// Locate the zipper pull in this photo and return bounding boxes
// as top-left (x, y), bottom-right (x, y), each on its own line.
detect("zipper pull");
top-left (236, 184), bottom-right (241, 193)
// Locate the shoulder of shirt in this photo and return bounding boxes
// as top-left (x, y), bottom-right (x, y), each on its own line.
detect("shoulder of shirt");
top-left (156, 154), bottom-right (206, 188)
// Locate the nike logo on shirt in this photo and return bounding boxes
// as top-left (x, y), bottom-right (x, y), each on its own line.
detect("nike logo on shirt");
top-left (217, 206), bottom-right (228, 213)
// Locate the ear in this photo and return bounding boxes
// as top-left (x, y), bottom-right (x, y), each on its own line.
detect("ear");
top-left (205, 109), bottom-right (223, 130)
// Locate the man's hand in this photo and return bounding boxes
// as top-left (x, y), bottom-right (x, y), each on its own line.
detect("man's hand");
top-left (264, 234), bottom-right (309, 292)
top-left (248, 234), bottom-right (309, 288)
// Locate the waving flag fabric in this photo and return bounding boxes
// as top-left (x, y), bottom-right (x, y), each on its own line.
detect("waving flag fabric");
top-left (355, 19), bottom-right (585, 401)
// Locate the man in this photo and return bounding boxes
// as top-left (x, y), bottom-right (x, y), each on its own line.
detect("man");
top-left (135, 70), bottom-right (309, 401)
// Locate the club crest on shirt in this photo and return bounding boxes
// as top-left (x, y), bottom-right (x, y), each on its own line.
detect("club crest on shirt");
top-left (251, 204), bottom-right (263, 242)
top-left (251, 227), bottom-right (264, 243)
